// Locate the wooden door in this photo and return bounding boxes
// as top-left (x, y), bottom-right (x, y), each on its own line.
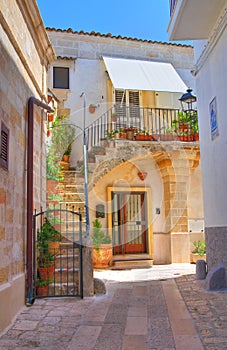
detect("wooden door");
top-left (112, 192), bottom-right (147, 255)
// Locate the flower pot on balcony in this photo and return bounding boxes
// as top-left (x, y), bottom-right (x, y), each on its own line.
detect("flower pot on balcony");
top-left (152, 134), bottom-right (159, 141)
top-left (120, 132), bottom-right (126, 139)
top-left (126, 130), bottom-right (134, 140)
top-left (194, 133), bottom-right (199, 141)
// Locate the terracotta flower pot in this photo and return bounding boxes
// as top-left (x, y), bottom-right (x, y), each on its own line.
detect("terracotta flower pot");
top-left (138, 172), bottom-right (147, 180)
top-left (126, 130), bottom-right (134, 140)
top-left (63, 154), bottom-right (70, 162)
top-left (48, 114), bottom-right (54, 122)
top-left (93, 244), bottom-right (113, 268)
top-left (194, 133), bottom-right (199, 141)
top-left (36, 285), bottom-right (48, 296)
top-left (89, 105), bottom-right (96, 113)
top-left (120, 133), bottom-right (126, 139)
top-left (38, 265), bottom-right (54, 281)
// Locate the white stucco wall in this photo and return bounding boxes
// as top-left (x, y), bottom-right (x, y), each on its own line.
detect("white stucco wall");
top-left (195, 26), bottom-right (227, 227)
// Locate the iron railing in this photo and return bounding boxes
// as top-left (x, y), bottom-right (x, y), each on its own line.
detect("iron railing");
top-left (33, 204), bottom-right (83, 300)
top-left (170, 0), bottom-right (177, 15)
top-left (85, 104), bottom-right (185, 149)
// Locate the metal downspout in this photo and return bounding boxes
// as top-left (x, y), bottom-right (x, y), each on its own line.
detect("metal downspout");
top-left (27, 97), bottom-right (53, 304)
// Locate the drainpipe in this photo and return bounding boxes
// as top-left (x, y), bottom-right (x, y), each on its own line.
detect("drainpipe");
top-left (27, 96), bottom-right (53, 304)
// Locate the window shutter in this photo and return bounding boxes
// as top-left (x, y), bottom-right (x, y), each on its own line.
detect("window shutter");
top-left (129, 91), bottom-right (140, 121)
top-left (115, 90), bottom-right (126, 121)
top-left (0, 123), bottom-right (9, 170)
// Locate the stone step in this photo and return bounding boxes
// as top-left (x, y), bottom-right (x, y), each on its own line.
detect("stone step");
top-left (54, 268), bottom-right (79, 283)
top-left (62, 193), bottom-right (85, 201)
top-left (48, 282), bottom-right (79, 296)
top-left (55, 254), bottom-right (79, 269)
top-left (111, 258), bottom-right (153, 270)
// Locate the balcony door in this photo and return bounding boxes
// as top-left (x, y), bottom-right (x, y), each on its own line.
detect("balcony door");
top-left (112, 191), bottom-right (148, 255)
top-left (114, 90), bottom-right (141, 128)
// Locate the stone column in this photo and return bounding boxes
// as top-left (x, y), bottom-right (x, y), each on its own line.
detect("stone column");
top-left (82, 236), bottom-right (94, 297)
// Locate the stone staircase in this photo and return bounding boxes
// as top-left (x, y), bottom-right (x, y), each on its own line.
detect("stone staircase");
top-left (47, 242), bottom-right (81, 296)
top-left (47, 140), bottom-right (155, 270)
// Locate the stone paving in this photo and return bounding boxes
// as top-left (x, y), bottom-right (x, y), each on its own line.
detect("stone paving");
top-left (176, 274), bottom-right (227, 350)
top-left (0, 264), bottom-right (226, 349)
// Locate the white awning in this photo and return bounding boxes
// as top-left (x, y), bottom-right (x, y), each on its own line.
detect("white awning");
top-left (103, 56), bottom-right (187, 93)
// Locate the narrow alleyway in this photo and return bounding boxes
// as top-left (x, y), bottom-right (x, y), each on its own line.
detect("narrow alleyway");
top-left (0, 264), bottom-right (227, 350)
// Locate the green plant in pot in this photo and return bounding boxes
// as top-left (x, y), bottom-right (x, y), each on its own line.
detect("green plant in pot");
top-left (191, 240), bottom-right (206, 263)
top-left (93, 218), bottom-right (111, 249)
top-left (192, 240), bottom-right (206, 256)
top-left (36, 277), bottom-right (54, 296)
top-left (37, 218), bottom-right (62, 279)
top-left (92, 218), bottom-right (112, 268)
top-left (62, 143), bottom-right (72, 162)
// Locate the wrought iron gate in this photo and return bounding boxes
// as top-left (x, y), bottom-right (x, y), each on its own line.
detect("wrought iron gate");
top-left (33, 205), bottom-right (83, 299)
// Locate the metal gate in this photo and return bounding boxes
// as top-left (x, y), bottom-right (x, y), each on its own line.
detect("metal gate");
top-left (33, 205), bottom-right (83, 299)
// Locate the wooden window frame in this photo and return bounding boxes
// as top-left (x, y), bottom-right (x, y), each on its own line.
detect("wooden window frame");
top-left (0, 122), bottom-right (9, 170)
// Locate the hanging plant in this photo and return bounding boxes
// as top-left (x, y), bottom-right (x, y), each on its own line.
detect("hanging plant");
top-left (138, 171), bottom-right (147, 180)
top-left (89, 104), bottom-right (96, 113)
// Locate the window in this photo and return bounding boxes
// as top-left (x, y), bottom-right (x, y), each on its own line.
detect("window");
top-left (0, 122), bottom-right (9, 170)
top-left (115, 89), bottom-right (141, 128)
top-left (53, 67), bottom-right (69, 89)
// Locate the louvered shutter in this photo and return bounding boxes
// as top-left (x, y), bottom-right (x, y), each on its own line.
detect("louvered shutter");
top-left (0, 123), bottom-right (9, 170)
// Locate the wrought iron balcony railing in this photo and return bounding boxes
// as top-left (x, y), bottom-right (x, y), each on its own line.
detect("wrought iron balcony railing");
top-left (85, 104), bottom-right (199, 149)
top-left (170, 0), bottom-right (177, 16)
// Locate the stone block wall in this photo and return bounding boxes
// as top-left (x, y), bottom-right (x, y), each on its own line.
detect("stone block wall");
top-left (0, 0), bottom-right (55, 332)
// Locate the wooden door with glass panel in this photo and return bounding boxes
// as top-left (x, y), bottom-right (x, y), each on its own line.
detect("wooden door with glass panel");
top-left (112, 191), bottom-right (147, 254)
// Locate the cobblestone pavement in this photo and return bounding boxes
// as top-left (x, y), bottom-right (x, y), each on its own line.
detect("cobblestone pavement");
top-left (0, 264), bottom-right (226, 349)
top-left (176, 274), bottom-right (227, 350)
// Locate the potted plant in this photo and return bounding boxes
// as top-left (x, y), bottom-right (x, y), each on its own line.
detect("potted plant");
top-left (92, 218), bottom-right (112, 268)
top-left (62, 143), bottom-right (72, 162)
top-left (138, 171), bottom-right (148, 181)
top-left (125, 127), bottom-right (136, 140)
top-left (37, 218), bottom-right (62, 280)
top-left (48, 113), bottom-right (54, 122)
top-left (36, 278), bottom-right (53, 296)
top-left (190, 240), bottom-right (206, 263)
top-left (120, 128), bottom-right (126, 139)
top-left (192, 120), bottom-right (199, 141)
top-left (111, 113), bottom-right (118, 122)
top-left (113, 130), bottom-right (119, 139)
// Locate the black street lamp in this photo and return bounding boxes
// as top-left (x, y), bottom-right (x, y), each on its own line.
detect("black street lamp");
top-left (179, 88), bottom-right (197, 113)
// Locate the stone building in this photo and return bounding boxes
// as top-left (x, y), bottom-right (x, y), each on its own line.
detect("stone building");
top-left (46, 28), bottom-right (204, 268)
top-left (0, 0), bottom-right (55, 331)
top-left (168, 0), bottom-right (227, 282)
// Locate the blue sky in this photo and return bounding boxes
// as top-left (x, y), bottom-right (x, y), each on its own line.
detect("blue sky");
top-left (36, 0), bottom-right (191, 45)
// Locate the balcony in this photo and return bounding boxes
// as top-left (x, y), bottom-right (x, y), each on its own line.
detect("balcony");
top-left (170, 0), bottom-right (177, 16)
top-left (168, 0), bottom-right (226, 40)
top-left (86, 105), bottom-right (199, 149)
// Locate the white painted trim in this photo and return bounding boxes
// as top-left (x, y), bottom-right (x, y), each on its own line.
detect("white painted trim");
top-left (194, 7), bottom-right (227, 75)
